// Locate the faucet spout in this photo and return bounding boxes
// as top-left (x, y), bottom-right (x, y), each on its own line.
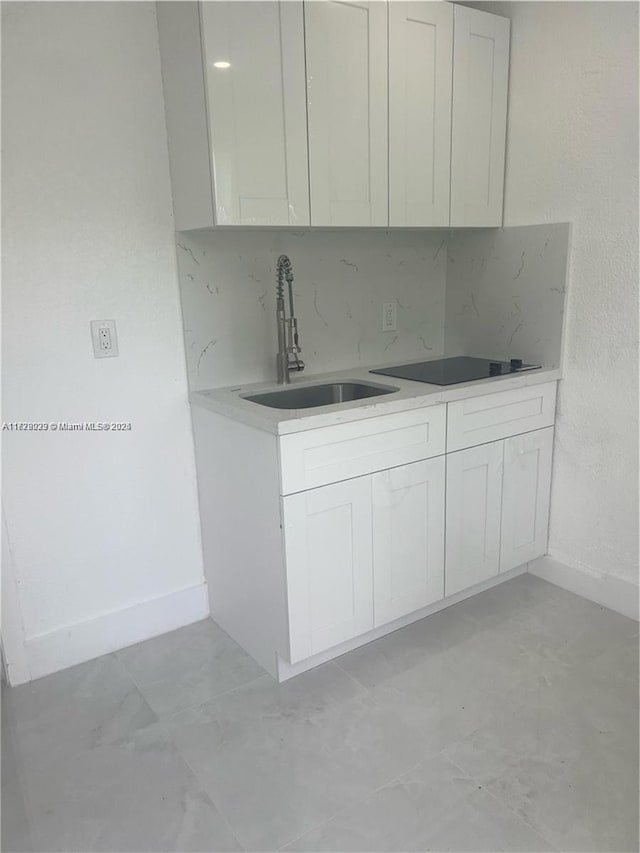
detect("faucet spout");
top-left (275, 255), bottom-right (305, 385)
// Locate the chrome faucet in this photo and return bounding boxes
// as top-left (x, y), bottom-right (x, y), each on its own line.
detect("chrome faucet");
top-left (275, 254), bottom-right (304, 384)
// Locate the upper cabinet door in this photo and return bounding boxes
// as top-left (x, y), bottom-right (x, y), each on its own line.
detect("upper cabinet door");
top-left (450, 6), bottom-right (510, 227)
top-left (388, 2), bottom-right (453, 227)
top-left (305, 0), bottom-right (388, 226)
top-left (200, 1), bottom-right (310, 226)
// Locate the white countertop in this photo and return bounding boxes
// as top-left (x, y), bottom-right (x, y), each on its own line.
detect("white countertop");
top-left (190, 359), bottom-right (561, 436)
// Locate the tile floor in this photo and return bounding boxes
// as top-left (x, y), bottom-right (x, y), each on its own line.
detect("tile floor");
top-left (2, 574), bottom-right (638, 852)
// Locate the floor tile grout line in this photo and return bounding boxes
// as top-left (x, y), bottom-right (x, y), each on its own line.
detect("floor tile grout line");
top-left (283, 632), bottom-right (504, 840)
top-left (114, 650), bottom-right (264, 697)
top-left (160, 658), bottom-right (425, 853)
top-left (115, 648), bottom-right (271, 725)
top-left (156, 672), bottom-right (272, 723)
top-left (155, 714), bottom-right (247, 853)
top-left (26, 646), bottom-right (413, 851)
top-left (276, 757), bottom-right (427, 852)
top-left (331, 660), bottom-right (372, 694)
top-left (2, 653), bottom-right (163, 784)
top-left (109, 651), bottom-right (166, 731)
top-left (442, 752), bottom-right (560, 852)
top-left (277, 727), bottom-right (560, 853)
top-left (110, 649), bottom-right (151, 696)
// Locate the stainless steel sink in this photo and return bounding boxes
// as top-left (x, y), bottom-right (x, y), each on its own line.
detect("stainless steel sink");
top-left (243, 380), bottom-right (398, 410)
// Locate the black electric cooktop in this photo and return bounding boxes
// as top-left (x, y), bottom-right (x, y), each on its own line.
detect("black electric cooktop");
top-left (370, 356), bottom-right (541, 386)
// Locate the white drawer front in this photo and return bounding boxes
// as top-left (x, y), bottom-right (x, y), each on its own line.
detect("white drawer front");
top-left (279, 405), bottom-right (446, 495)
top-left (447, 381), bottom-right (557, 452)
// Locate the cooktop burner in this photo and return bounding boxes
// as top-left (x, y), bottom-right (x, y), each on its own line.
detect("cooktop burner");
top-left (370, 356), bottom-right (541, 386)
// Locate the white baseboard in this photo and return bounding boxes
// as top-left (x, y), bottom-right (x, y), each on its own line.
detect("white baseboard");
top-left (18, 582), bottom-right (210, 684)
top-left (528, 556), bottom-right (639, 622)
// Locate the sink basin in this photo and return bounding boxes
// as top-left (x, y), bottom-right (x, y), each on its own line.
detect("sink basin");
top-left (243, 380), bottom-right (398, 410)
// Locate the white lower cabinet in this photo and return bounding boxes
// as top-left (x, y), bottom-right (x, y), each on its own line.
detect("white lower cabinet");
top-left (282, 475), bottom-right (374, 663)
top-left (372, 458), bottom-right (445, 625)
top-left (284, 425), bottom-right (554, 664)
top-left (283, 455), bottom-right (448, 661)
top-left (446, 427), bottom-right (555, 597)
top-left (500, 427), bottom-right (554, 572)
top-left (445, 441), bottom-right (504, 596)
top-left (193, 385), bottom-right (556, 682)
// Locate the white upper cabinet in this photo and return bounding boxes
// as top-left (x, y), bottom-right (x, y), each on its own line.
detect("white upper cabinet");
top-left (156, 1), bottom-right (217, 231)
top-left (304, 0), bottom-right (388, 226)
top-left (157, 1), bottom-right (309, 228)
top-left (450, 5), bottom-right (510, 227)
top-left (388, 2), bottom-right (453, 227)
top-left (158, 1), bottom-right (510, 230)
top-left (201, 1), bottom-right (310, 226)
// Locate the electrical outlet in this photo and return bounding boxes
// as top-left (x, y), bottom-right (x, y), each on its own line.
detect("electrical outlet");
top-left (90, 320), bottom-right (118, 358)
top-left (382, 301), bottom-right (397, 332)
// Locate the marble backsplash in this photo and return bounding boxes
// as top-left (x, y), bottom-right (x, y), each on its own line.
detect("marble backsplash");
top-left (445, 223), bottom-right (570, 368)
top-left (176, 223), bottom-right (570, 391)
top-left (177, 230), bottom-right (448, 390)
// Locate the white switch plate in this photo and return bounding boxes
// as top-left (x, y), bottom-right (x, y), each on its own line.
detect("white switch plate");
top-left (90, 319), bottom-right (118, 358)
top-left (382, 301), bottom-right (397, 332)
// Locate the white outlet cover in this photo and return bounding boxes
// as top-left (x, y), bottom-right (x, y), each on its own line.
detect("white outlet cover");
top-left (382, 301), bottom-right (397, 332)
top-left (90, 319), bottom-right (118, 358)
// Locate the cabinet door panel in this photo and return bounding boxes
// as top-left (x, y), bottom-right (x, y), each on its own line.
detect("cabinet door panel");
top-left (201, 1), bottom-right (309, 225)
top-left (445, 441), bottom-right (503, 596)
top-left (450, 6), bottom-right (509, 227)
top-left (305, 0), bottom-right (388, 226)
top-left (500, 427), bottom-right (554, 572)
top-left (373, 458), bottom-right (445, 626)
top-left (389, 2), bottom-right (453, 226)
top-left (283, 477), bottom-right (373, 662)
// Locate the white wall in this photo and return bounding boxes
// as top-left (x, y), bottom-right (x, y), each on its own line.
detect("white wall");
top-left (177, 229), bottom-right (448, 391)
top-left (476, 1), bottom-right (638, 596)
top-left (2, 2), bottom-right (206, 681)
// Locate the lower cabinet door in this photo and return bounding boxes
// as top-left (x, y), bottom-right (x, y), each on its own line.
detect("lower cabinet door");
top-left (372, 458), bottom-right (445, 626)
top-left (500, 427), bottom-right (554, 572)
top-left (282, 476), bottom-right (373, 663)
top-left (445, 440), bottom-right (503, 596)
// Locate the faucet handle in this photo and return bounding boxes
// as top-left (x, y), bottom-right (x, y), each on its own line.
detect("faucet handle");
top-left (286, 317), bottom-right (302, 354)
top-left (289, 354), bottom-right (305, 373)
